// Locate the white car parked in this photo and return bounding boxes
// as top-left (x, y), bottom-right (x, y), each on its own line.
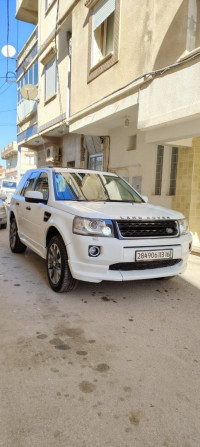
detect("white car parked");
top-left (9, 168), bottom-right (192, 292)
top-left (0, 198), bottom-right (7, 229)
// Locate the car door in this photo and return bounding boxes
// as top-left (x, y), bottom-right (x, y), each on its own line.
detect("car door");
top-left (22, 172), bottom-right (49, 255)
top-left (16, 171), bottom-right (39, 239)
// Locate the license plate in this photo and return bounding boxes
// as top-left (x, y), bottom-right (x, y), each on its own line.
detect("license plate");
top-left (135, 249), bottom-right (173, 261)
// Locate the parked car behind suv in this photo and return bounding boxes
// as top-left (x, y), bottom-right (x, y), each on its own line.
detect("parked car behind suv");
top-left (0, 197), bottom-right (7, 229)
top-left (9, 168), bottom-right (192, 292)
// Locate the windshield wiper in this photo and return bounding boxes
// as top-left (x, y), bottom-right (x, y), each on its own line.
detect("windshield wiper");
top-left (103, 199), bottom-right (137, 203)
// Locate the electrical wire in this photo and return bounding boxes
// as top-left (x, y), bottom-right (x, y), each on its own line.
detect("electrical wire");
top-left (0, 82), bottom-right (7, 90)
top-left (0, 108), bottom-right (16, 113)
top-left (6, 0), bottom-right (10, 77)
top-left (0, 83), bottom-right (13, 97)
top-left (69, 49), bottom-right (200, 119)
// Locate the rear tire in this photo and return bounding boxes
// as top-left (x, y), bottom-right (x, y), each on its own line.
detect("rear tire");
top-left (9, 217), bottom-right (26, 253)
top-left (47, 235), bottom-right (78, 293)
top-left (1, 223), bottom-right (7, 229)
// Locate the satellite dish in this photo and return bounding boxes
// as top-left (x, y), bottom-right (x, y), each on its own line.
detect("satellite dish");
top-left (2, 45), bottom-right (16, 58)
top-left (20, 84), bottom-right (38, 100)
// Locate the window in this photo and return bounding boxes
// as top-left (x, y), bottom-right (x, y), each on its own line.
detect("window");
top-left (92, 0), bottom-right (115, 67)
top-left (169, 147), bottom-right (178, 196)
top-left (89, 153), bottom-right (103, 171)
top-left (45, 0), bottom-right (53, 10)
top-left (186, 0), bottom-right (200, 51)
top-left (34, 173), bottom-right (49, 200)
top-left (155, 145), bottom-right (164, 195)
top-left (21, 172), bottom-right (39, 196)
top-left (67, 161), bottom-right (75, 168)
top-left (53, 172), bottom-right (143, 202)
top-left (25, 156), bottom-right (35, 165)
top-left (87, 0), bottom-right (120, 81)
top-left (45, 57), bottom-right (57, 101)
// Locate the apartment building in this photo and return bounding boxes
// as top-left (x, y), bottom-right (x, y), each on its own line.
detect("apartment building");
top-left (1, 141), bottom-right (37, 182)
top-left (0, 165), bottom-right (6, 180)
top-left (16, 0), bottom-right (200, 249)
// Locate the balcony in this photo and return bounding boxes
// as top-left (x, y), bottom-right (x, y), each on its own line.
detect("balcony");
top-left (1, 142), bottom-right (18, 160)
top-left (16, 0), bottom-right (38, 25)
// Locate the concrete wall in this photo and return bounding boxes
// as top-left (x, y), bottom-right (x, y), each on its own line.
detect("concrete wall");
top-left (109, 127), bottom-right (174, 208)
top-left (62, 133), bottom-right (82, 167)
top-left (71, 0), bottom-right (189, 115)
top-left (172, 140), bottom-right (200, 247)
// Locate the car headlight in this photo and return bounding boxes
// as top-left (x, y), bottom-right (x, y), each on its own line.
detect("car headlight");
top-left (179, 219), bottom-right (189, 235)
top-left (73, 217), bottom-right (114, 237)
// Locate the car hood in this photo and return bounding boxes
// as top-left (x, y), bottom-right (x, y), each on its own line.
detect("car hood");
top-left (52, 201), bottom-right (184, 220)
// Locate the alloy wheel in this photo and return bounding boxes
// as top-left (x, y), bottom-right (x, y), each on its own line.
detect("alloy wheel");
top-left (47, 243), bottom-right (62, 285)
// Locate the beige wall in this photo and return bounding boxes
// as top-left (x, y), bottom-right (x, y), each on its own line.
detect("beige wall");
top-left (62, 134), bottom-right (82, 167)
top-left (108, 127), bottom-right (174, 208)
top-left (189, 138), bottom-right (200, 246)
top-left (71, 0), bottom-right (189, 116)
top-left (172, 140), bottom-right (200, 247)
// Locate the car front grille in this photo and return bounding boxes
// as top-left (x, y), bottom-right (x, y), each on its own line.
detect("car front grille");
top-left (115, 220), bottom-right (179, 238)
top-left (109, 259), bottom-right (181, 271)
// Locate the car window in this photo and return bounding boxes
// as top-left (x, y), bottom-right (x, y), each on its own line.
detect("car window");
top-left (20, 172), bottom-right (39, 197)
top-left (53, 172), bottom-right (143, 202)
top-left (34, 173), bottom-right (49, 200)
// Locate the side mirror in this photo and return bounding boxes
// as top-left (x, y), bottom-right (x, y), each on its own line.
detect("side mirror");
top-left (25, 190), bottom-right (46, 203)
top-left (141, 195), bottom-right (148, 203)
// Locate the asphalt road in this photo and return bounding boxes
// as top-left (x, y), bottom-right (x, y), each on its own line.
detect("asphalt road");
top-left (0, 227), bottom-right (200, 447)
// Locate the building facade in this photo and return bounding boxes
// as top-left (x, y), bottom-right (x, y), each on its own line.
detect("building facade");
top-left (16, 0), bottom-right (200, 250)
top-left (1, 141), bottom-right (37, 182)
top-left (0, 165), bottom-right (6, 180)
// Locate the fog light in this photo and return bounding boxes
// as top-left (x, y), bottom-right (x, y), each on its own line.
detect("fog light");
top-left (88, 245), bottom-right (101, 257)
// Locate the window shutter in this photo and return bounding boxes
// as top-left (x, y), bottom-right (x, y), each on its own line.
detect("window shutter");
top-left (93, 0), bottom-right (115, 30)
top-left (45, 58), bottom-right (56, 100)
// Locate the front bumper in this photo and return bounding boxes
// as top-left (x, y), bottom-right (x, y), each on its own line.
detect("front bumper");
top-left (67, 233), bottom-right (192, 283)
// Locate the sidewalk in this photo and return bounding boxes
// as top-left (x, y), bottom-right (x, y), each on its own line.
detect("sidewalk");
top-left (192, 245), bottom-right (200, 257)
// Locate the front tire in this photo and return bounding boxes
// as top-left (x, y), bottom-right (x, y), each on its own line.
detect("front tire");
top-left (9, 217), bottom-right (26, 253)
top-left (47, 235), bottom-right (78, 293)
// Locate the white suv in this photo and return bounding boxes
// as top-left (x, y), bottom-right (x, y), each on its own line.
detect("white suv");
top-left (9, 168), bottom-right (192, 292)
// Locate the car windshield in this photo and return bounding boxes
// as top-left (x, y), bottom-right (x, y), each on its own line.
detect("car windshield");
top-left (2, 181), bottom-right (16, 188)
top-left (53, 172), bottom-right (143, 202)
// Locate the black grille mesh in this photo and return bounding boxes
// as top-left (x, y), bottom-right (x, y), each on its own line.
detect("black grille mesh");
top-left (116, 220), bottom-right (179, 238)
top-left (109, 259), bottom-right (181, 271)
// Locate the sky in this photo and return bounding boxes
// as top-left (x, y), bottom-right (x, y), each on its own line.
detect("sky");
top-left (0, 0), bottom-right (35, 167)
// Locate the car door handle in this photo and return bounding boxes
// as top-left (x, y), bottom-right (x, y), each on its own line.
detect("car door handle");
top-left (26, 206), bottom-right (31, 211)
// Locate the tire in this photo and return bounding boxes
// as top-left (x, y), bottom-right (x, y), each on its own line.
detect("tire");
top-left (1, 223), bottom-right (7, 229)
top-left (47, 235), bottom-right (78, 293)
top-left (9, 217), bottom-right (26, 253)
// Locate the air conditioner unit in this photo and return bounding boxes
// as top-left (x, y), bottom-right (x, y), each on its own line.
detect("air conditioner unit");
top-left (46, 145), bottom-right (60, 162)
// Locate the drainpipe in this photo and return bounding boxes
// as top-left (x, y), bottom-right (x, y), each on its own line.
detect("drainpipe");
top-left (66, 34), bottom-right (72, 121)
top-left (17, 146), bottom-right (21, 185)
